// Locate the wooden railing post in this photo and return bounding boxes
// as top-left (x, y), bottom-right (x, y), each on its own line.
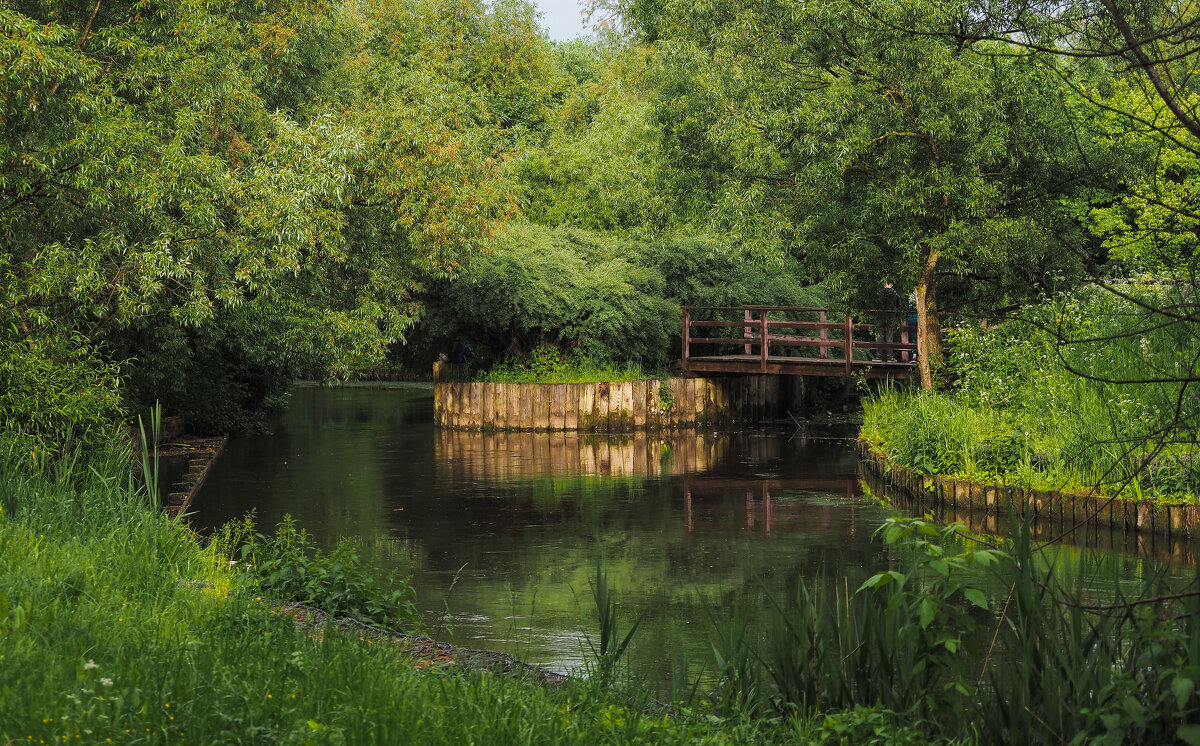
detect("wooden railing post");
top-left (819, 310), bottom-right (829, 359)
top-left (760, 309), bottom-right (769, 372)
top-left (744, 308), bottom-right (754, 355)
top-left (844, 315), bottom-right (853, 376)
top-left (682, 307), bottom-right (691, 371)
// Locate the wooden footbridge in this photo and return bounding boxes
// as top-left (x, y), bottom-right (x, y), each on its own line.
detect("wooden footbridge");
top-left (680, 306), bottom-right (915, 379)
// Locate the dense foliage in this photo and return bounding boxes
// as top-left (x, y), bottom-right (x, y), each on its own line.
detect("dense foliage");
top-left (404, 224), bottom-right (827, 370)
top-left (2, 0), bottom-right (521, 451)
top-left (5, 0), bottom-right (1200, 435)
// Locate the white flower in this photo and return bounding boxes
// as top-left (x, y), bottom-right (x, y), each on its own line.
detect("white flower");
top-left (83, 660), bottom-right (99, 671)
top-left (100, 678), bottom-right (113, 687)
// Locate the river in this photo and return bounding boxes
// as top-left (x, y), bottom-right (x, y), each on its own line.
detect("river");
top-left (188, 383), bottom-right (1160, 694)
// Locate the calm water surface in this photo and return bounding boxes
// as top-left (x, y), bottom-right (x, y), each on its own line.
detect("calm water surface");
top-left (190, 384), bottom-right (1152, 691)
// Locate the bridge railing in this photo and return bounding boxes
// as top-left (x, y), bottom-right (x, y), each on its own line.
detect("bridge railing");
top-left (681, 306), bottom-right (916, 374)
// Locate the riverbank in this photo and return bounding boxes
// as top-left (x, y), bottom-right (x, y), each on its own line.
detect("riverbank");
top-left (0, 439), bottom-right (782, 744)
top-left (859, 441), bottom-right (1200, 561)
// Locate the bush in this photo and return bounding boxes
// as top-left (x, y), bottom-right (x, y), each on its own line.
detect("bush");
top-left (868, 283), bottom-right (1200, 500)
top-left (236, 515), bottom-right (417, 630)
top-left (0, 332), bottom-right (125, 468)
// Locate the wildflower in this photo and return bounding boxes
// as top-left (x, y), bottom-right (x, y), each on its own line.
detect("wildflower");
top-left (83, 661), bottom-right (98, 671)
top-left (100, 678), bottom-right (112, 687)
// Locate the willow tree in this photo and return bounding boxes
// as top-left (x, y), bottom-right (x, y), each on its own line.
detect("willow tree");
top-left (1, 0), bottom-right (518, 443)
top-left (621, 0), bottom-right (1094, 388)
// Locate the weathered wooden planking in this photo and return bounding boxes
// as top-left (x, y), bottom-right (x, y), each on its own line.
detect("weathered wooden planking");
top-left (435, 375), bottom-right (785, 431)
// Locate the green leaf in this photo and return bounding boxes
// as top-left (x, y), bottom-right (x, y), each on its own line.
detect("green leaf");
top-left (918, 597), bottom-right (937, 629)
top-left (1172, 676), bottom-right (1196, 710)
top-left (857, 571), bottom-right (905, 593)
top-left (1178, 724), bottom-right (1200, 746)
top-left (963, 588), bottom-right (988, 609)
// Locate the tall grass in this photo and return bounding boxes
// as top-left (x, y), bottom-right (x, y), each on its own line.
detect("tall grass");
top-left (478, 344), bottom-right (655, 384)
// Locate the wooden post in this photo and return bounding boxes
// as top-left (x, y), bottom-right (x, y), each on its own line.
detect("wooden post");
top-left (744, 307), bottom-right (754, 355)
top-left (469, 382), bottom-right (483, 430)
top-left (482, 382), bottom-right (495, 429)
top-left (844, 315), bottom-right (853, 376)
top-left (682, 308), bottom-right (691, 371)
top-left (760, 309), bottom-right (769, 372)
top-left (632, 380), bottom-right (648, 429)
top-left (550, 384), bottom-right (566, 431)
top-left (819, 310), bottom-right (829, 359)
top-left (620, 381), bottom-right (635, 431)
top-left (564, 384), bottom-right (579, 430)
top-left (534, 385), bottom-right (551, 431)
top-left (581, 384), bottom-right (596, 431)
top-left (597, 382), bottom-right (611, 432)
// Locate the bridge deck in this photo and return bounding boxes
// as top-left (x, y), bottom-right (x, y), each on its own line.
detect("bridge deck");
top-left (683, 354), bottom-right (913, 379)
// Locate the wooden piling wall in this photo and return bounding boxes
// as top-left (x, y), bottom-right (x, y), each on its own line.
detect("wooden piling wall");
top-left (858, 440), bottom-right (1200, 550)
top-left (434, 376), bottom-right (780, 431)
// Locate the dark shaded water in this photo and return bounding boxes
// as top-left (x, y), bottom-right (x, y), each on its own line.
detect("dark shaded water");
top-left (189, 384), bottom-right (1157, 692)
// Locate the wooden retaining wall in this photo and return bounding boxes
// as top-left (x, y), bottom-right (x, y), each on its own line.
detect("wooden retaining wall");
top-left (859, 441), bottom-right (1200, 551)
top-left (433, 376), bottom-right (786, 431)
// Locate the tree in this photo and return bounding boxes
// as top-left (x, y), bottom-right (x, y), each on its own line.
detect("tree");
top-left (1, 0), bottom-right (518, 441)
top-left (619, 0), bottom-right (1101, 388)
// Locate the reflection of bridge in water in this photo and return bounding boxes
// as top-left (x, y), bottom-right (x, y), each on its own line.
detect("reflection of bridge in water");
top-left (435, 428), bottom-right (866, 538)
top-left (680, 475), bottom-right (861, 538)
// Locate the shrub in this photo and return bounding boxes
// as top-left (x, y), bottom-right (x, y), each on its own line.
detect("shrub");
top-left (236, 515), bottom-right (417, 630)
top-left (0, 332), bottom-right (125, 468)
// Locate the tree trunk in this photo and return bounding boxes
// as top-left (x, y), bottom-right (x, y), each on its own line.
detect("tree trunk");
top-left (915, 249), bottom-right (941, 390)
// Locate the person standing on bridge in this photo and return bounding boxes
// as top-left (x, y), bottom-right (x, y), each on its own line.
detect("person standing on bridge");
top-left (875, 281), bottom-right (902, 362)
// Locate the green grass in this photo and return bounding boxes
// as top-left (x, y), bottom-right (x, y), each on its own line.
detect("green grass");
top-left (861, 284), bottom-right (1200, 503)
top-left (477, 345), bottom-right (659, 384)
top-left (0, 437), bottom-right (776, 745)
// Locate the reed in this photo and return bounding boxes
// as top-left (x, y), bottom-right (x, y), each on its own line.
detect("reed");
top-left (706, 515), bottom-right (1200, 744)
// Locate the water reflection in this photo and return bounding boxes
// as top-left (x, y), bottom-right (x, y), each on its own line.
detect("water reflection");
top-left (190, 386), bottom-right (905, 690)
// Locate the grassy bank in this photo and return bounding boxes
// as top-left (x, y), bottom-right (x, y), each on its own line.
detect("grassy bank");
top-left (5, 427), bottom-right (1199, 744)
top-left (861, 284), bottom-right (1200, 504)
top-left (0, 440), bottom-right (768, 745)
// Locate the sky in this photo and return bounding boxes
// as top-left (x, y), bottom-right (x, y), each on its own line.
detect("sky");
top-left (529, 0), bottom-right (592, 41)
